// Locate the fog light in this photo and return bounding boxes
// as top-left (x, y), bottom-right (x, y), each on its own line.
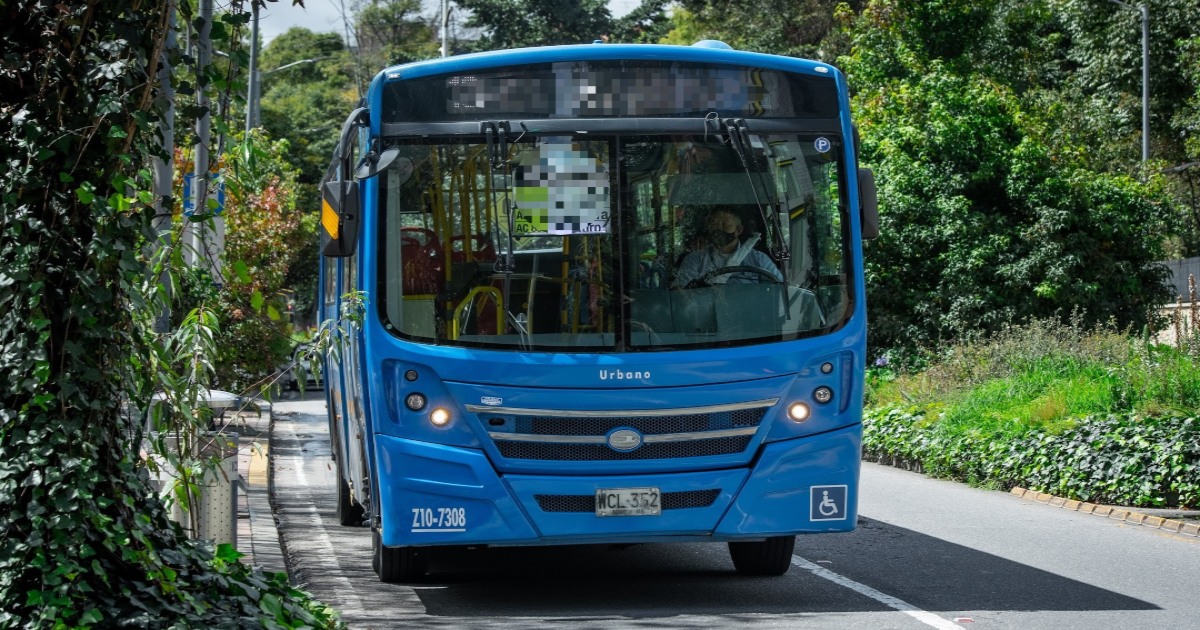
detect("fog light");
top-left (814, 386), bottom-right (834, 404)
top-left (788, 402), bottom-right (811, 422)
top-left (405, 393), bottom-right (427, 411)
top-left (405, 369), bottom-right (419, 381)
top-left (820, 362), bottom-right (834, 374)
top-left (430, 408), bottom-right (451, 427)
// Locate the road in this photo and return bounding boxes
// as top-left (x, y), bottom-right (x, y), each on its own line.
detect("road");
top-left (269, 396), bottom-right (1200, 630)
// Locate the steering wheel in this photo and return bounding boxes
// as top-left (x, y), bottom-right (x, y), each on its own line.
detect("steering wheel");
top-left (685, 265), bottom-right (782, 289)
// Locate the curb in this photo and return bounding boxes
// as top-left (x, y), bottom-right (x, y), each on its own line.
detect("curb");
top-left (1010, 487), bottom-right (1200, 538)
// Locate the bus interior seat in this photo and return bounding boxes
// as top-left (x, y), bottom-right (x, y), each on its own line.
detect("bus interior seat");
top-left (400, 226), bottom-right (444, 295)
top-left (450, 234), bottom-right (496, 264)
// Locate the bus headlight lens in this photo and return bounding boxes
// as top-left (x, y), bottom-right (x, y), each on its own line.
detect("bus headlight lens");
top-left (430, 408), bottom-right (451, 427)
top-left (788, 402), bottom-right (811, 422)
top-left (405, 393), bottom-right (427, 411)
top-left (814, 386), bottom-right (834, 404)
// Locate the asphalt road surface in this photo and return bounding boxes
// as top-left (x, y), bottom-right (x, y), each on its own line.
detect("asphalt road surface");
top-left (270, 396), bottom-right (1200, 630)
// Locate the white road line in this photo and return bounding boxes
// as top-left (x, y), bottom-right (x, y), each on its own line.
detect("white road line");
top-left (281, 422), bottom-right (366, 613)
top-left (791, 555), bottom-right (964, 630)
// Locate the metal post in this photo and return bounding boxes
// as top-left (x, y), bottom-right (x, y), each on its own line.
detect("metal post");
top-left (441, 0), bottom-right (449, 58)
top-left (152, 2), bottom-right (177, 333)
top-left (246, 1), bottom-right (259, 134)
top-left (187, 0), bottom-right (223, 278)
top-left (185, 0), bottom-right (212, 267)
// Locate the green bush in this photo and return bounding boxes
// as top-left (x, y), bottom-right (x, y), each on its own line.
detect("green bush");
top-left (864, 318), bottom-right (1200, 508)
top-left (863, 406), bottom-right (1200, 508)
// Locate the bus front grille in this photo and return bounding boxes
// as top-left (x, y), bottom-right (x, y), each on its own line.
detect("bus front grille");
top-left (496, 435), bottom-right (753, 461)
top-left (471, 399), bottom-right (775, 463)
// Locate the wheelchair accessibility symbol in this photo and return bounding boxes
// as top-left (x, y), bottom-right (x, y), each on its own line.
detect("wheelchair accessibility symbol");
top-left (810, 485), bottom-right (848, 521)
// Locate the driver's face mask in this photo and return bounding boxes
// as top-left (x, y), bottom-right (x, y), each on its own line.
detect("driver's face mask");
top-left (708, 228), bottom-right (738, 248)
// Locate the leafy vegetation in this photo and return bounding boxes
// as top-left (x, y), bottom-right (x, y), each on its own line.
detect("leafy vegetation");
top-left (864, 315), bottom-right (1200, 508)
top-left (665, 0), bottom-right (861, 60)
top-left (0, 1), bottom-right (341, 627)
top-left (182, 131), bottom-right (317, 393)
top-left (2, 0), bottom-right (1196, 623)
top-left (454, 0), bottom-right (672, 50)
top-left (839, 0), bottom-right (1181, 351)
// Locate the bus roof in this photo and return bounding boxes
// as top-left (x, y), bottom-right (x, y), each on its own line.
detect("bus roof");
top-left (373, 42), bottom-right (841, 86)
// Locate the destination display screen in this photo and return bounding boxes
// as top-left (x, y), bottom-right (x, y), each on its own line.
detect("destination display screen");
top-left (381, 61), bottom-right (839, 122)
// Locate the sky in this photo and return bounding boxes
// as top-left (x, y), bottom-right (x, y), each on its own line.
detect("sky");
top-left (258, 0), bottom-right (643, 45)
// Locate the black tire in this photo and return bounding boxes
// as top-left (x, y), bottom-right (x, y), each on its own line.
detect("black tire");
top-left (335, 473), bottom-right (364, 526)
top-left (728, 536), bottom-right (796, 576)
top-left (331, 423), bottom-right (364, 526)
top-left (373, 529), bottom-right (429, 583)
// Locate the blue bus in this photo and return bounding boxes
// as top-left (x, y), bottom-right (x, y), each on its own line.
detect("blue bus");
top-left (318, 40), bottom-right (878, 582)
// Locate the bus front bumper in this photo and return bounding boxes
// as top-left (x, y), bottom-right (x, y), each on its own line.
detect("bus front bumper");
top-left (374, 424), bottom-right (861, 548)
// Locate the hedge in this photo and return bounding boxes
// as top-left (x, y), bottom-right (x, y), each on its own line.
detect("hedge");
top-left (862, 407), bottom-right (1200, 508)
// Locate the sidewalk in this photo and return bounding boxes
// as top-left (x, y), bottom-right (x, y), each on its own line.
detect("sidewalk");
top-left (225, 399), bottom-right (288, 575)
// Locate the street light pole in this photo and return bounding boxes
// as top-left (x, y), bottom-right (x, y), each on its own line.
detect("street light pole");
top-left (441, 0), bottom-right (449, 58)
top-left (246, 1), bottom-right (259, 135)
top-left (1107, 0), bottom-right (1150, 171)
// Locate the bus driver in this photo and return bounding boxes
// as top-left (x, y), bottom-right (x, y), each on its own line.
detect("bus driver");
top-left (673, 208), bottom-right (783, 288)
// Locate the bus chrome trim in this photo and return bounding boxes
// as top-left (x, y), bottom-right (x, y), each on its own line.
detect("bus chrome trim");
top-left (644, 427), bottom-right (759, 443)
top-left (487, 426), bottom-right (759, 444)
top-left (466, 398), bottom-right (779, 418)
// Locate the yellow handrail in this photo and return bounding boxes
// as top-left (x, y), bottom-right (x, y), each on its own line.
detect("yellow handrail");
top-left (450, 286), bottom-right (503, 340)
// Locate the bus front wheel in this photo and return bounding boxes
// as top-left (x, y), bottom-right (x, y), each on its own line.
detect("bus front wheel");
top-left (373, 529), bottom-right (429, 583)
top-left (728, 536), bottom-right (795, 576)
top-left (336, 474), bottom-right (364, 526)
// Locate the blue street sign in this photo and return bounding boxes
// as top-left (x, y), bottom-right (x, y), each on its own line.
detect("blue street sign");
top-left (182, 172), bottom-right (226, 216)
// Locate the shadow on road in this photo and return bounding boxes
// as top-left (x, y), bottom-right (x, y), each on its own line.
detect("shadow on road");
top-left (409, 517), bottom-right (1155, 618)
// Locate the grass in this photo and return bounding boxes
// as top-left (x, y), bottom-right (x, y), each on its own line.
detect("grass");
top-left (867, 314), bottom-right (1200, 440)
top-left (862, 307), bottom-right (1200, 508)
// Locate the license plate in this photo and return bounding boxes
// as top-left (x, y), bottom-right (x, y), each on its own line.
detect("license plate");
top-left (595, 487), bottom-right (661, 517)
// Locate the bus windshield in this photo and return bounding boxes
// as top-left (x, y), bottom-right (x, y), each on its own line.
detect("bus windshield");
top-left (378, 131), bottom-right (852, 352)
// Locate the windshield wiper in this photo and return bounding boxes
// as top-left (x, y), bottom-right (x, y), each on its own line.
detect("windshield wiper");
top-left (722, 117), bottom-right (792, 317)
top-left (483, 121), bottom-right (529, 350)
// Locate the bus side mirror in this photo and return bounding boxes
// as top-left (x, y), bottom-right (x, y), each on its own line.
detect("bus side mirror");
top-left (355, 148), bottom-right (403, 180)
top-left (321, 179), bottom-right (360, 258)
top-left (858, 167), bottom-right (879, 240)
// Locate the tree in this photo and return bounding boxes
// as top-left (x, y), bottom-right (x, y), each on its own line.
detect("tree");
top-left (454, 0), bottom-right (671, 50)
top-left (840, 0), bottom-right (1175, 351)
top-left (355, 0), bottom-right (440, 66)
top-left (665, 0), bottom-right (866, 61)
top-left (0, 2), bottom-right (338, 625)
top-left (258, 28), bottom-right (356, 192)
top-left (256, 28), bottom-right (359, 325)
top-left (175, 131), bottom-right (317, 392)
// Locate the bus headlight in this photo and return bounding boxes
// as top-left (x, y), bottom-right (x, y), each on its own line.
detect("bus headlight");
top-left (430, 408), bottom-right (451, 427)
top-left (813, 386), bottom-right (834, 404)
top-left (788, 402), bottom-right (811, 422)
